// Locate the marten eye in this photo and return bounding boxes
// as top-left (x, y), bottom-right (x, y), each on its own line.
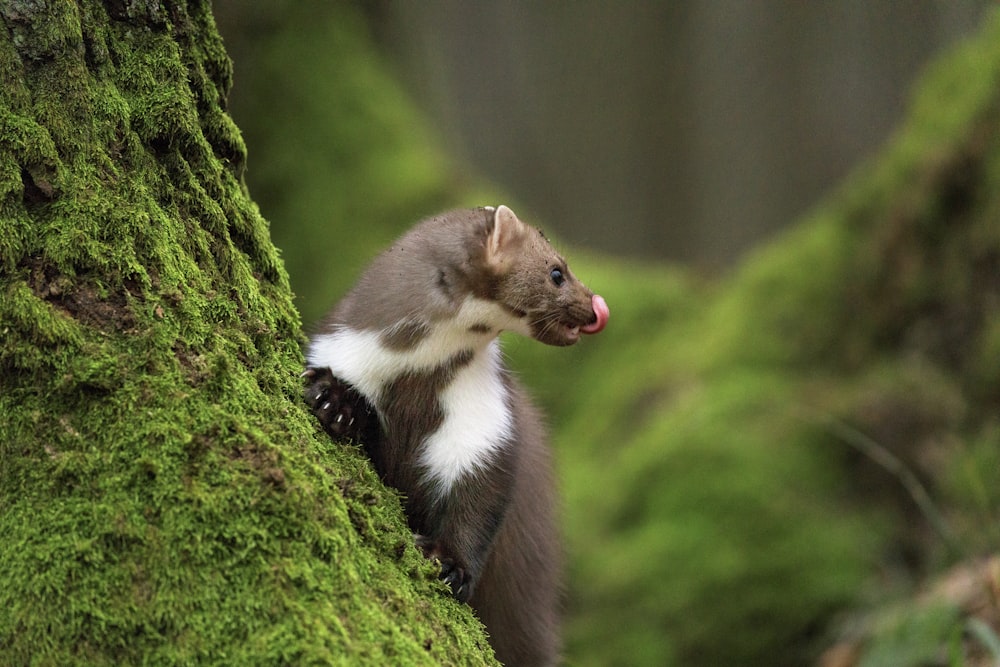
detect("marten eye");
top-left (549, 268), bottom-right (565, 287)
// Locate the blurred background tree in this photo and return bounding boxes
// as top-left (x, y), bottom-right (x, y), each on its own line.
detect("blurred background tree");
top-left (372, 1), bottom-right (987, 266)
top-left (214, 3), bottom-right (1000, 665)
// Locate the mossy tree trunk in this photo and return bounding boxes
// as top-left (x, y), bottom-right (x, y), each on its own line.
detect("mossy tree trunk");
top-left (0, 2), bottom-right (494, 664)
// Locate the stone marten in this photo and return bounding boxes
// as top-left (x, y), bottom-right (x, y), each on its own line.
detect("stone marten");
top-left (304, 205), bottom-right (608, 666)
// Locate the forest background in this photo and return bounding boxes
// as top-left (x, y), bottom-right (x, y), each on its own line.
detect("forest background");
top-left (213, 2), bottom-right (1000, 664)
top-left (1, 1), bottom-right (998, 665)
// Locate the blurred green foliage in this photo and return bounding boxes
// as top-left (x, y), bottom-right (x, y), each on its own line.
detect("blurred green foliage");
top-left (219, 2), bottom-right (1000, 665)
top-left (218, 1), bottom-right (475, 326)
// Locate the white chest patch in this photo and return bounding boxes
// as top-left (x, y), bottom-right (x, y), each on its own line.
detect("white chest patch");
top-left (306, 296), bottom-right (527, 399)
top-left (417, 341), bottom-right (513, 496)
top-left (307, 326), bottom-right (407, 401)
top-left (306, 297), bottom-right (520, 496)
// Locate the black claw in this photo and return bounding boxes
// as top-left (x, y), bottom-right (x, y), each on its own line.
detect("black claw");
top-left (414, 536), bottom-right (472, 602)
top-left (303, 366), bottom-right (379, 445)
top-left (440, 560), bottom-right (469, 601)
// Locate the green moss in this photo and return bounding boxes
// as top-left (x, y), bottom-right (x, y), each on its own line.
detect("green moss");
top-left (856, 603), bottom-right (964, 667)
top-left (940, 422), bottom-right (1000, 550)
top-left (0, 2), bottom-right (495, 665)
top-left (554, 366), bottom-right (882, 666)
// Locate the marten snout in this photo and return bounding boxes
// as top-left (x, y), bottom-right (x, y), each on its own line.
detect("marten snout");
top-left (530, 291), bottom-right (609, 346)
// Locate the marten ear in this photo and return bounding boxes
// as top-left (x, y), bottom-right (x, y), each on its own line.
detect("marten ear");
top-left (487, 205), bottom-right (528, 263)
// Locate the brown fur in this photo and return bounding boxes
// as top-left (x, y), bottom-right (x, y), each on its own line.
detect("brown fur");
top-left (469, 378), bottom-right (561, 666)
top-left (307, 206), bottom-right (602, 666)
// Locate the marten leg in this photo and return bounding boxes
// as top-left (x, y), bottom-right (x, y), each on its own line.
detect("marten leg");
top-left (414, 534), bottom-right (470, 600)
top-left (303, 367), bottom-right (378, 444)
top-left (410, 458), bottom-right (516, 603)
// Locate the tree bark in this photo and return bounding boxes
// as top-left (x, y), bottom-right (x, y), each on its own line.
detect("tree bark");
top-left (0, 2), bottom-right (495, 664)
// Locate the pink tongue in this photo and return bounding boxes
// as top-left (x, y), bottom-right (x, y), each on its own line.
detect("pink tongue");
top-left (581, 294), bottom-right (609, 334)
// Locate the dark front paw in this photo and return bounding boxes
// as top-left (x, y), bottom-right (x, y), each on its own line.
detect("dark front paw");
top-left (415, 534), bottom-right (472, 602)
top-left (303, 367), bottom-right (376, 443)
top-left (438, 557), bottom-right (470, 602)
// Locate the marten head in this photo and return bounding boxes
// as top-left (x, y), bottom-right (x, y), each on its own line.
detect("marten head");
top-left (484, 205), bottom-right (608, 347)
